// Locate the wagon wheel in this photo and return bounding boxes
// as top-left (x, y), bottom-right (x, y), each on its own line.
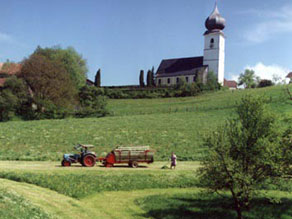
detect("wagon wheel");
top-left (131, 161), bottom-right (138, 168)
top-left (62, 160), bottom-right (71, 167)
top-left (82, 155), bottom-right (96, 167)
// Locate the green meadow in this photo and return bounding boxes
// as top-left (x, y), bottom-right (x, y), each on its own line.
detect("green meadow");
top-left (0, 85), bottom-right (291, 161)
top-left (0, 85), bottom-right (292, 218)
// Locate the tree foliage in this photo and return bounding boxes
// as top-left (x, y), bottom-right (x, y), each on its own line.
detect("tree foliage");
top-left (95, 69), bottom-right (101, 87)
top-left (206, 71), bottom-right (221, 90)
top-left (257, 79), bottom-right (273, 88)
top-left (146, 70), bottom-right (152, 87)
top-left (238, 69), bottom-right (259, 88)
top-left (199, 95), bottom-right (292, 219)
top-left (77, 86), bottom-right (108, 117)
top-left (20, 53), bottom-right (77, 111)
top-left (139, 70), bottom-right (145, 87)
top-left (0, 76), bottom-right (31, 121)
top-left (151, 67), bottom-right (155, 87)
top-left (33, 46), bottom-right (88, 89)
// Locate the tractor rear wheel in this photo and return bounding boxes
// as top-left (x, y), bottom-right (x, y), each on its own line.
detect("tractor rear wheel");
top-left (62, 160), bottom-right (71, 167)
top-left (82, 155), bottom-right (96, 167)
top-left (131, 161), bottom-right (138, 168)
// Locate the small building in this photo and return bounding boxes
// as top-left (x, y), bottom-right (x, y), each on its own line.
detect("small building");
top-left (0, 62), bottom-right (22, 87)
top-left (224, 79), bottom-right (237, 90)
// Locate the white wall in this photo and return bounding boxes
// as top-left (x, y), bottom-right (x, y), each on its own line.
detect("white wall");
top-left (203, 32), bottom-right (225, 85)
top-left (156, 75), bottom-right (197, 86)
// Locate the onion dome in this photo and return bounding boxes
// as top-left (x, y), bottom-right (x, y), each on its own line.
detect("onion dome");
top-left (205, 2), bottom-right (226, 34)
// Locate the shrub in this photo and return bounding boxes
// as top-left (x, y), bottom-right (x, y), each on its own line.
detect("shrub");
top-left (77, 86), bottom-right (108, 118)
top-left (258, 80), bottom-right (273, 88)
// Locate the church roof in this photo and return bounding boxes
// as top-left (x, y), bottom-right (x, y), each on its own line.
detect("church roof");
top-left (205, 2), bottom-right (226, 34)
top-left (156, 56), bottom-right (206, 77)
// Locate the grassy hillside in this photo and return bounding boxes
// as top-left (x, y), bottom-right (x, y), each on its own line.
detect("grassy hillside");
top-left (0, 85), bottom-right (291, 161)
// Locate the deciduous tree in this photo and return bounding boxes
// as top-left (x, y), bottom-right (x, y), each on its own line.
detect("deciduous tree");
top-left (238, 69), bottom-right (259, 88)
top-left (199, 95), bottom-right (292, 219)
top-left (20, 53), bottom-right (77, 111)
top-left (33, 46), bottom-right (88, 89)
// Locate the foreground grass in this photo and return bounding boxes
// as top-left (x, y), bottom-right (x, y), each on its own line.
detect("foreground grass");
top-left (0, 186), bottom-right (51, 219)
top-left (2, 178), bottom-right (292, 219)
top-left (0, 85), bottom-right (291, 162)
top-left (1, 161), bottom-right (292, 218)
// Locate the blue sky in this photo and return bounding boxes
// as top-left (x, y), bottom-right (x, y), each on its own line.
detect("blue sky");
top-left (0, 0), bottom-right (291, 85)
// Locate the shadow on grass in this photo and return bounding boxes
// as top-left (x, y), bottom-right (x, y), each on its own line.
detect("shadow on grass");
top-left (137, 193), bottom-right (292, 219)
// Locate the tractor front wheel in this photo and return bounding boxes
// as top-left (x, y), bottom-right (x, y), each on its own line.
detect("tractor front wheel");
top-left (62, 160), bottom-right (71, 167)
top-left (82, 155), bottom-right (96, 167)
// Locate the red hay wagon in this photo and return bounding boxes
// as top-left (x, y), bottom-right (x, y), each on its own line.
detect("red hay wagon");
top-left (98, 146), bottom-right (154, 168)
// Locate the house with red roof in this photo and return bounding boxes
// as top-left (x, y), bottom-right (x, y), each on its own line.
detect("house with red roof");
top-left (224, 79), bottom-right (237, 90)
top-left (0, 62), bottom-right (22, 87)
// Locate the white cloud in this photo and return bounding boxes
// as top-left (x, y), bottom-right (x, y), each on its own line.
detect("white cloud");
top-left (0, 33), bottom-right (13, 42)
top-left (231, 62), bottom-right (290, 83)
top-left (241, 4), bottom-right (292, 43)
top-left (0, 32), bottom-right (26, 47)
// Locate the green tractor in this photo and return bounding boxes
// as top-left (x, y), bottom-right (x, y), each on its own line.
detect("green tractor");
top-left (61, 144), bottom-right (97, 167)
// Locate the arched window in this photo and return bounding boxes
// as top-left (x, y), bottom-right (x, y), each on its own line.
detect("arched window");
top-left (210, 38), bottom-right (214, 48)
top-left (158, 79), bottom-right (162, 85)
top-left (167, 78), bottom-right (171, 84)
top-left (186, 77), bottom-right (189, 82)
top-left (176, 78), bottom-right (180, 84)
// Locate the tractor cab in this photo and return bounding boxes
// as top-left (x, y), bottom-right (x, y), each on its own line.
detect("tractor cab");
top-left (62, 144), bottom-right (97, 167)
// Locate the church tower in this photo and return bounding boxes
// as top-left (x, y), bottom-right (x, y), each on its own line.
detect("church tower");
top-left (203, 2), bottom-right (226, 85)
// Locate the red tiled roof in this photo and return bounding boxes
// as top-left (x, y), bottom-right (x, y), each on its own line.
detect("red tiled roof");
top-left (0, 78), bottom-right (6, 87)
top-left (224, 79), bottom-right (237, 88)
top-left (0, 63), bottom-right (22, 75)
top-left (286, 72), bottom-right (292, 78)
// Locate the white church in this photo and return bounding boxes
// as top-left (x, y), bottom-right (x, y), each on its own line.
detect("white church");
top-left (155, 2), bottom-right (236, 88)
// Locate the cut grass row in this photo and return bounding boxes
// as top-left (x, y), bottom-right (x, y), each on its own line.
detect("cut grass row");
top-left (1, 161), bottom-right (292, 200)
top-left (0, 162), bottom-right (200, 199)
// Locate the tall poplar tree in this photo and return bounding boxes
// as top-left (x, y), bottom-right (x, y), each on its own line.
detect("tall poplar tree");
top-left (95, 69), bottom-right (101, 87)
top-left (146, 70), bottom-right (151, 87)
top-left (139, 70), bottom-right (145, 87)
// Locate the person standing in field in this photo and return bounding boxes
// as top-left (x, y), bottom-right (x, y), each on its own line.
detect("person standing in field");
top-left (170, 152), bottom-right (177, 169)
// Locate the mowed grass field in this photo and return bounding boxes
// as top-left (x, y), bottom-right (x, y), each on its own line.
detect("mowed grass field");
top-left (0, 85), bottom-right (291, 161)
